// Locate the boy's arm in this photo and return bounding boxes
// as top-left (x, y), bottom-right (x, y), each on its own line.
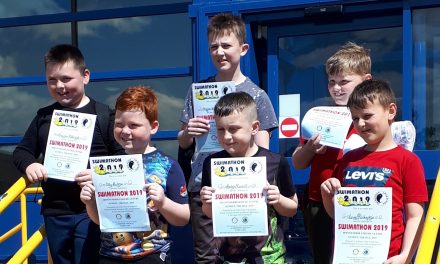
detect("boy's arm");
top-left (178, 118), bottom-right (210, 149)
top-left (292, 134), bottom-right (326, 169)
top-left (266, 185), bottom-right (298, 217)
top-left (80, 183), bottom-right (100, 224)
top-left (384, 202), bottom-right (425, 264)
top-left (320, 178), bottom-right (342, 218)
top-left (200, 186), bottom-right (214, 218)
top-left (154, 193), bottom-right (190, 226)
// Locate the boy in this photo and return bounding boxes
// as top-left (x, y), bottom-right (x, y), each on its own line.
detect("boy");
top-left (13, 44), bottom-right (124, 263)
top-left (200, 92), bottom-right (297, 263)
top-left (178, 13), bottom-right (277, 263)
top-left (321, 79), bottom-right (428, 263)
top-left (80, 86), bottom-right (190, 263)
top-left (291, 42), bottom-right (372, 264)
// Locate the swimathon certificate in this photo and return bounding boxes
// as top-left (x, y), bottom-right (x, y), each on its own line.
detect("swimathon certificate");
top-left (192, 81), bottom-right (235, 153)
top-left (333, 187), bottom-right (392, 264)
top-left (44, 110), bottom-right (96, 181)
top-left (301, 106), bottom-right (352, 149)
top-left (90, 154), bottom-right (150, 232)
top-left (211, 157), bottom-right (268, 237)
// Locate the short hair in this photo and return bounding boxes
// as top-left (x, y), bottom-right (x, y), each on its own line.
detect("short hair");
top-left (207, 13), bottom-right (246, 45)
top-left (214, 92), bottom-right (257, 121)
top-left (115, 86), bottom-right (158, 124)
top-left (325, 42), bottom-right (371, 76)
top-left (44, 44), bottom-right (86, 75)
top-left (347, 79), bottom-right (396, 110)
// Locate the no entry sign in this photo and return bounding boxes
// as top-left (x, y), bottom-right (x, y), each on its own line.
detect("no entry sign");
top-left (279, 117), bottom-right (299, 138)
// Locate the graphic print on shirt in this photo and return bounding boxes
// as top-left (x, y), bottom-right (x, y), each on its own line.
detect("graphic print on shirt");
top-left (343, 166), bottom-right (393, 187)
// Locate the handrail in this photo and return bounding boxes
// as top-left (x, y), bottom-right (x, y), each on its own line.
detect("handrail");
top-left (0, 176), bottom-right (48, 264)
top-left (415, 167), bottom-right (440, 264)
top-left (0, 177), bottom-right (30, 214)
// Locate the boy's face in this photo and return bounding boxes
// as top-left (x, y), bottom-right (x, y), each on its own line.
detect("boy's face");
top-left (215, 109), bottom-right (259, 157)
top-left (46, 60), bottom-right (89, 108)
top-left (114, 109), bottom-right (159, 154)
top-left (328, 72), bottom-right (371, 105)
top-left (208, 32), bottom-right (249, 74)
top-left (350, 99), bottom-right (396, 149)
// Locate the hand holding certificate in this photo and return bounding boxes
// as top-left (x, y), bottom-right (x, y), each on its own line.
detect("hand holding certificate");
top-left (211, 157), bottom-right (268, 237)
top-left (44, 110), bottom-right (96, 181)
top-left (90, 154), bottom-right (150, 233)
top-left (333, 187), bottom-right (392, 264)
top-left (301, 106), bottom-right (352, 149)
top-left (192, 81), bottom-right (235, 153)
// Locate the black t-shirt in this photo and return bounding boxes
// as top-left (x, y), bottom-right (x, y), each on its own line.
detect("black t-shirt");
top-left (13, 99), bottom-right (124, 215)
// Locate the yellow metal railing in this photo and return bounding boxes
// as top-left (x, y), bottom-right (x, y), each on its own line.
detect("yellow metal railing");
top-left (0, 176), bottom-right (49, 264)
top-left (415, 167), bottom-right (440, 264)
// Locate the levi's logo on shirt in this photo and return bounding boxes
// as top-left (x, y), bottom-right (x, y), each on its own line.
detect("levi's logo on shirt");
top-left (344, 166), bottom-right (392, 187)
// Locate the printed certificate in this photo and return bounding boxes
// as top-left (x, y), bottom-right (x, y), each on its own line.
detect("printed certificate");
top-left (192, 81), bottom-right (235, 153)
top-left (90, 154), bottom-right (150, 233)
top-left (211, 157), bottom-right (268, 237)
top-left (333, 187), bottom-right (392, 264)
top-left (301, 106), bottom-right (352, 149)
top-left (44, 110), bottom-right (96, 181)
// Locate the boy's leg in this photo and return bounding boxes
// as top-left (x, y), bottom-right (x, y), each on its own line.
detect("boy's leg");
top-left (189, 192), bottom-right (219, 264)
top-left (74, 212), bottom-right (101, 264)
top-left (303, 200), bottom-right (333, 264)
top-left (44, 215), bottom-right (74, 264)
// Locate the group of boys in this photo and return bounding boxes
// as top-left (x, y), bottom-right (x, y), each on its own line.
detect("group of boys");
top-left (12, 12), bottom-right (427, 264)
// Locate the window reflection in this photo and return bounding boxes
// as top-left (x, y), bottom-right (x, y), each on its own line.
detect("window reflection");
top-left (0, 145), bottom-right (23, 194)
top-left (413, 8), bottom-right (440, 150)
top-left (77, 0), bottom-right (190, 11)
top-left (78, 14), bottom-right (192, 71)
top-left (0, 0), bottom-right (69, 18)
top-left (87, 77), bottom-right (191, 131)
top-left (0, 24), bottom-right (70, 77)
top-left (278, 28), bottom-right (402, 156)
top-left (152, 140), bottom-right (179, 160)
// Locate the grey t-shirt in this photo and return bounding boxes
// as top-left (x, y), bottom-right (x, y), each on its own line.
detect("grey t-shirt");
top-left (180, 77), bottom-right (278, 192)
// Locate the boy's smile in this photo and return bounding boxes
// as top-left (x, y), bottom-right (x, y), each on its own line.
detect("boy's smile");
top-left (46, 60), bottom-right (90, 108)
top-left (114, 109), bottom-right (158, 154)
top-left (215, 109), bottom-right (259, 157)
top-left (328, 73), bottom-right (370, 105)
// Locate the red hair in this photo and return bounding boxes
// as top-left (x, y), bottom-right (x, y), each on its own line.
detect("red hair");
top-left (115, 86), bottom-right (158, 123)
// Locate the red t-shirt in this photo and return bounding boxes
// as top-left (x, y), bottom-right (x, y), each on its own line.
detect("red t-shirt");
top-left (305, 125), bottom-right (357, 202)
top-left (333, 146), bottom-right (428, 258)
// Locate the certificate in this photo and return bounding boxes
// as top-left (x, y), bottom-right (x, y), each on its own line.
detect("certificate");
top-left (301, 106), bottom-right (352, 149)
top-left (44, 110), bottom-right (96, 181)
top-left (211, 157), bottom-right (268, 237)
top-left (90, 154), bottom-right (150, 233)
top-left (333, 187), bottom-right (392, 264)
top-left (192, 81), bottom-right (235, 153)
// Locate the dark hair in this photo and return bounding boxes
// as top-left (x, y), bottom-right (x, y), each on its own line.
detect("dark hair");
top-left (44, 44), bottom-right (86, 75)
top-left (207, 13), bottom-right (246, 44)
top-left (347, 79), bottom-right (396, 109)
top-left (115, 86), bottom-right (158, 123)
top-left (214, 92), bottom-right (257, 120)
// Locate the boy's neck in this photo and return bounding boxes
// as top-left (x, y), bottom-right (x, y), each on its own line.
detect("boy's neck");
top-left (229, 143), bottom-right (259, 158)
top-left (215, 71), bottom-right (246, 85)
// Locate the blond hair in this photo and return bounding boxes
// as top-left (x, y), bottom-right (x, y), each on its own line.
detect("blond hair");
top-left (325, 42), bottom-right (371, 76)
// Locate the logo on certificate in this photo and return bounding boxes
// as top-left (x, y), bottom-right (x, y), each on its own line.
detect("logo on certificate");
top-left (81, 117), bottom-right (93, 128)
top-left (127, 158), bottom-right (140, 172)
top-left (374, 191), bottom-right (389, 206)
top-left (249, 160), bottom-right (263, 174)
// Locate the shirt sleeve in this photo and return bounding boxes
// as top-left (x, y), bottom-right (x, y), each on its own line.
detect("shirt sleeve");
top-left (13, 114), bottom-right (42, 173)
top-left (402, 153), bottom-right (428, 203)
top-left (179, 85), bottom-right (194, 124)
top-left (255, 89), bottom-right (278, 131)
top-left (277, 157), bottom-right (296, 198)
top-left (165, 160), bottom-right (189, 204)
top-left (201, 156), bottom-right (212, 188)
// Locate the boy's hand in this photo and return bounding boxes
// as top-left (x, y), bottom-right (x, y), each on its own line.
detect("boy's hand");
top-left (304, 134), bottom-right (327, 154)
top-left (185, 117), bottom-right (210, 137)
top-left (75, 169), bottom-right (92, 188)
top-left (383, 254), bottom-right (406, 264)
top-left (265, 184), bottom-right (281, 205)
top-left (200, 186), bottom-right (215, 204)
top-left (25, 163), bottom-right (48, 183)
top-left (320, 178), bottom-right (341, 195)
top-left (146, 183), bottom-right (166, 208)
top-left (80, 182), bottom-right (95, 204)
